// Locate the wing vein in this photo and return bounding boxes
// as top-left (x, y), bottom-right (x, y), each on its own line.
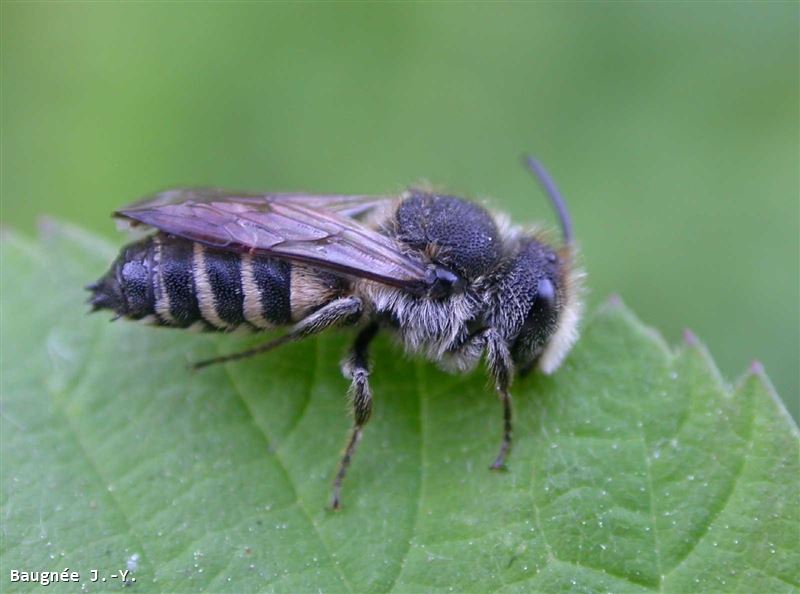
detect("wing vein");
top-left (115, 190), bottom-right (430, 291)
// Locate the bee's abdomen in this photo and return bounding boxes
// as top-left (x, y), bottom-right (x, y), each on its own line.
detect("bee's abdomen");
top-left (240, 252), bottom-right (292, 328)
top-left (154, 238), bottom-right (201, 326)
top-left (153, 235), bottom-right (291, 331)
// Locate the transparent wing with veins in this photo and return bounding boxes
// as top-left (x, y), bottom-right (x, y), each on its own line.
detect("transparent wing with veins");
top-left (114, 189), bottom-right (431, 292)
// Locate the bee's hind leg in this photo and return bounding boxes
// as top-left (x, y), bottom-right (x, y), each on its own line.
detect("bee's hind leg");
top-left (191, 297), bottom-right (363, 370)
top-left (331, 321), bottom-right (380, 510)
top-left (484, 329), bottom-right (514, 470)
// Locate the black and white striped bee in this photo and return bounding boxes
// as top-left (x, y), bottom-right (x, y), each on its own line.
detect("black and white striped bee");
top-left (88, 157), bottom-right (584, 508)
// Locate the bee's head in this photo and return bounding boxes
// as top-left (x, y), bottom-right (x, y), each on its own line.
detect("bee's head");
top-left (508, 241), bottom-right (583, 374)
top-left (507, 156), bottom-right (583, 374)
top-left (86, 237), bottom-right (153, 319)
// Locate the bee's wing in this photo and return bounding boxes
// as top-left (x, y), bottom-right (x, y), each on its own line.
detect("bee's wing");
top-left (121, 188), bottom-right (391, 219)
top-left (115, 190), bottom-right (430, 291)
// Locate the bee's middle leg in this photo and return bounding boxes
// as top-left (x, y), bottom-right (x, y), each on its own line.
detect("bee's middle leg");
top-left (331, 321), bottom-right (379, 509)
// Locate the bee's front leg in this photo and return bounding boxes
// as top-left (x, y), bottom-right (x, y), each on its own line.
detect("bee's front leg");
top-left (483, 329), bottom-right (514, 470)
top-left (332, 321), bottom-right (380, 509)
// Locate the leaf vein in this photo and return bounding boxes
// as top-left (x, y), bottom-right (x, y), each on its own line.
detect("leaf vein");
top-left (52, 324), bottom-right (154, 584)
top-left (276, 337), bottom-right (318, 449)
top-left (220, 345), bottom-right (355, 594)
top-left (385, 360), bottom-right (425, 593)
top-left (663, 386), bottom-right (756, 580)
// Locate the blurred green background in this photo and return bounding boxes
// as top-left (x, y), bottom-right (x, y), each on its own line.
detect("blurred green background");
top-left (2, 2), bottom-right (797, 418)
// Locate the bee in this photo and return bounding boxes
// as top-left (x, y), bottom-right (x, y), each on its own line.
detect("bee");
top-left (87, 157), bottom-right (583, 508)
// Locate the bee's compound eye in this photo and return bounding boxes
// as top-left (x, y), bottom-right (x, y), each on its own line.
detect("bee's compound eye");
top-left (546, 251), bottom-right (558, 263)
top-left (538, 277), bottom-right (555, 308)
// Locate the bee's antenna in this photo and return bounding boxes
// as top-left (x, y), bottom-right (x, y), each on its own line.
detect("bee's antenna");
top-left (524, 156), bottom-right (573, 245)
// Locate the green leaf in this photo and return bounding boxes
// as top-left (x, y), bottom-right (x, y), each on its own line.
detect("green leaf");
top-left (2, 223), bottom-right (798, 593)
